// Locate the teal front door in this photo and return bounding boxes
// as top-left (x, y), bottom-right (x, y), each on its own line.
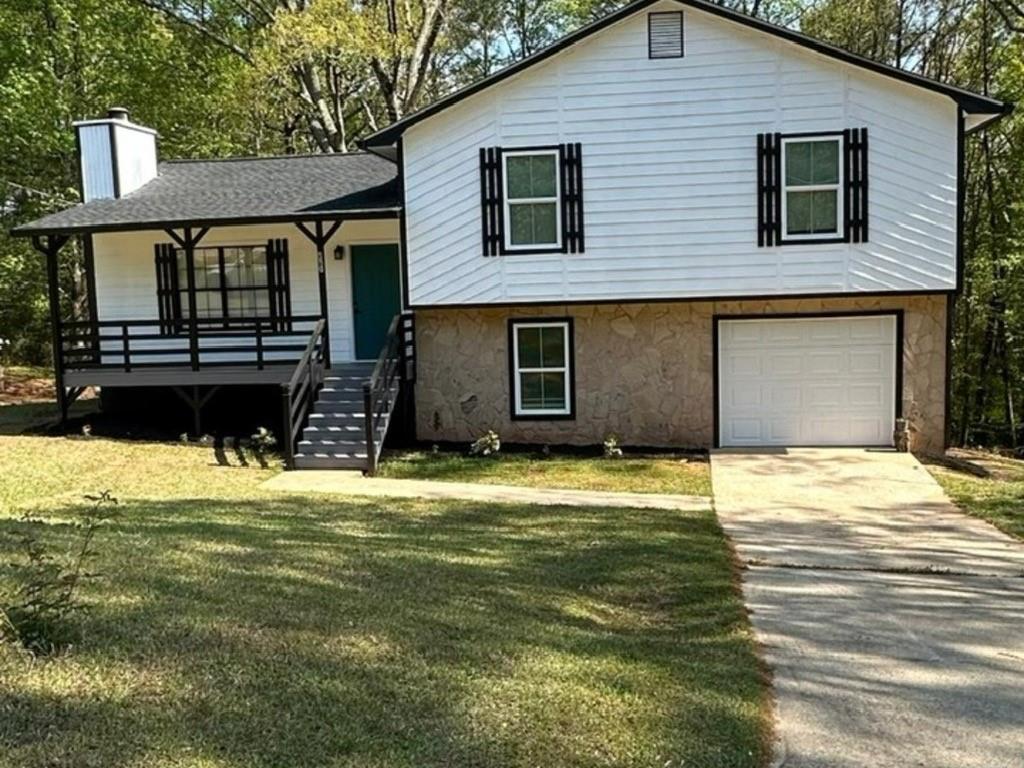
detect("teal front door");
top-left (351, 244), bottom-right (402, 360)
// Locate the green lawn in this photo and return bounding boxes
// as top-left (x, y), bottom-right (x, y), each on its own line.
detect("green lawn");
top-left (0, 422), bottom-right (769, 767)
top-left (378, 449), bottom-right (713, 496)
top-left (930, 452), bottom-right (1024, 540)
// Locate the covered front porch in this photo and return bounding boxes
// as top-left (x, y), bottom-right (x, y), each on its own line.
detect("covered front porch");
top-left (13, 151), bottom-right (412, 472)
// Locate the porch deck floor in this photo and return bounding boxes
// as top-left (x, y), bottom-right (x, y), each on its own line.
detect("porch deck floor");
top-left (64, 361), bottom-right (374, 389)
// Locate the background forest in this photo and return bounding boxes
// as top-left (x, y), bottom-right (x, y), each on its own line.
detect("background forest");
top-left (1, 0), bottom-right (1021, 446)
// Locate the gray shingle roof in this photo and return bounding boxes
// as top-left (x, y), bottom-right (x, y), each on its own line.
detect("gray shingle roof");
top-left (14, 152), bottom-right (399, 235)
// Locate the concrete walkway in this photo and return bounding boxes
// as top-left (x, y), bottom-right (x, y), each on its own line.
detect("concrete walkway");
top-left (712, 449), bottom-right (1024, 768)
top-left (263, 470), bottom-right (710, 511)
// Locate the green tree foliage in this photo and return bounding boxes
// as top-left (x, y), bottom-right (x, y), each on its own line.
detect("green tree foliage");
top-left (0, 0), bottom-right (257, 363)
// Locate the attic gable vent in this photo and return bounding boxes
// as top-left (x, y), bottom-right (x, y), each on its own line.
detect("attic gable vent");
top-left (648, 12), bottom-right (683, 59)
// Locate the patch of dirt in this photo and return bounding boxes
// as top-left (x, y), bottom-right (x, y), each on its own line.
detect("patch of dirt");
top-left (943, 448), bottom-right (1024, 482)
top-left (0, 370), bottom-right (94, 405)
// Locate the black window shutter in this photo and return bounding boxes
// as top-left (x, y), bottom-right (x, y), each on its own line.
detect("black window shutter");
top-left (560, 143), bottom-right (585, 254)
top-left (154, 242), bottom-right (180, 335)
top-left (757, 133), bottom-right (782, 246)
top-left (479, 147), bottom-right (503, 256)
top-left (267, 238), bottom-right (292, 331)
top-left (845, 128), bottom-right (869, 243)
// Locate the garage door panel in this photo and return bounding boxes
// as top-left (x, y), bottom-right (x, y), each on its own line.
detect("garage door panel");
top-left (768, 419), bottom-right (800, 443)
top-left (807, 323), bottom-right (844, 342)
top-left (726, 353), bottom-right (762, 377)
top-left (726, 323), bottom-right (764, 344)
top-left (806, 352), bottom-right (843, 375)
top-left (769, 353), bottom-right (803, 376)
top-left (729, 381), bottom-right (763, 408)
top-left (807, 384), bottom-right (844, 407)
top-left (849, 350), bottom-right (885, 374)
top-left (771, 385), bottom-right (801, 408)
top-left (848, 316), bottom-right (890, 340)
top-left (719, 315), bottom-right (896, 447)
top-left (727, 418), bottom-right (763, 443)
top-left (848, 383), bottom-right (885, 407)
top-left (765, 323), bottom-right (804, 343)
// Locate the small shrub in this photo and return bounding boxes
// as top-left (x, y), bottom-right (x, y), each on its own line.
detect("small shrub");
top-left (0, 492), bottom-right (115, 657)
top-left (603, 434), bottom-right (624, 459)
top-left (251, 427), bottom-right (277, 454)
top-left (469, 430), bottom-right (501, 457)
top-left (541, 444), bottom-right (551, 458)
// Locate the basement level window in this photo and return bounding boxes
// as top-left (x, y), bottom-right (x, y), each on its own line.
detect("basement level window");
top-left (509, 319), bottom-right (575, 419)
top-left (648, 12), bottom-right (684, 59)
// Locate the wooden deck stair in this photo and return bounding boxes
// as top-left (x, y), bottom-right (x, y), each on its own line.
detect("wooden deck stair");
top-left (294, 362), bottom-right (383, 470)
top-left (287, 313), bottom-right (414, 473)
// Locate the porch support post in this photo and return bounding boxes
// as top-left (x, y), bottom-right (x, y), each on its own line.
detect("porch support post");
top-left (296, 219), bottom-right (342, 370)
top-left (166, 227), bottom-right (209, 371)
top-left (170, 385), bottom-right (219, 437)
top-left (83, 234), bottom-right (100, 364)
top-left (31, 233), bottom-right (71, 425)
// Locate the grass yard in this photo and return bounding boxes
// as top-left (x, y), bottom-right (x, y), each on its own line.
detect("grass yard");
top-left (378, 449), bottom-right (713, 497)
top-left (0, 413), bottom-right (768, 767)
top-left (929, 450), bottom-right (1024, 540)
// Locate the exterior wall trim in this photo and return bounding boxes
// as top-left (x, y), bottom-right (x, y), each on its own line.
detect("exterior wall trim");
top-left (711, 309), bottom-right (904, 448)
top-left (410, 288), bottom-right (953, 311)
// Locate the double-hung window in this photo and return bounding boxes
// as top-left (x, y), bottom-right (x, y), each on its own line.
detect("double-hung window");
top-left (781, 136), bottom-right (843, 240)
top-left (177, 245), bottom-right (271, 320)
top-left (510, 319), bottom-right (574, 418)
top-left (503, 150), bottom-right (561, 251)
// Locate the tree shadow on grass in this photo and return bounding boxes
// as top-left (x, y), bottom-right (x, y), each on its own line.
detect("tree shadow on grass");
top-left (1, 496), bottom-right (769, 768)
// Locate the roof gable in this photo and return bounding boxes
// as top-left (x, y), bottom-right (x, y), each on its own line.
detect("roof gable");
top-left (363, 0), bottom-right (1009, 148)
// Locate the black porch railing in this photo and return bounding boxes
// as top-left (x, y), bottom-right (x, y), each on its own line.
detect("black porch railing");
top-left (59, 315), bottom-right (324, 372)
top-left (363, 312), bottom-right (415, 475)
top-left (281, 319), bottom-right (327, 469)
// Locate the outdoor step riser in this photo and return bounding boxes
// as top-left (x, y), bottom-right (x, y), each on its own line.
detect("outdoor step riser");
top-left (294, 457), bottom-right (367, 470)
top-left (299, 441), bottom-right (366, 452)
top-left (308, 415), bottom-right (382, 428)
top-left (302, 426), bottom-right (364, 437)
top-left (317, 392), bottom-right (365, 403)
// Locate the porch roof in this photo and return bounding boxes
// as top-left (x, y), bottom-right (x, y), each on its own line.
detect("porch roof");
top-left (12, 152), bottom-right (400, 237)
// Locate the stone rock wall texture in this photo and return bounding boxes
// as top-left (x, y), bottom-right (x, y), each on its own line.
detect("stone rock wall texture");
top-left (414, 295), bottom-right (948, 454)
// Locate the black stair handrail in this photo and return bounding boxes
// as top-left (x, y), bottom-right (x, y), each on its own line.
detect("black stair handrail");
top-left (362, 312), bottom-right (414, 475)
top-left (280, 318), bottom-right (327, 470)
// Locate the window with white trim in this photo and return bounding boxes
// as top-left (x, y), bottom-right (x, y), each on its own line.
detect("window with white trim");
top-left (511, 320), bottom-right (573, 417)
top-left (503, 150), bottom-right (561, 250)
top-left (782, 136), bottom-right (843, 239)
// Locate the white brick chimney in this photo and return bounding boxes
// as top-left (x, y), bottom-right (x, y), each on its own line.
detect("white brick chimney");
top-left (74, 108), bottom-right (158, 202)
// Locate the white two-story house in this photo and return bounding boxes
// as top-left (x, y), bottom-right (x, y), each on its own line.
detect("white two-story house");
top-left (15, 0), bottom-right (1010, 470)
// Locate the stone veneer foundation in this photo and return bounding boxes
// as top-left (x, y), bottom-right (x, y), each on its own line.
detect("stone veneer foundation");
top-left (414, 294), bottom-right (949, 454)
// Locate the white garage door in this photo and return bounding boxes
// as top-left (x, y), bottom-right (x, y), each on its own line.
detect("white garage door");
top-left (718, 315), bottom-right (897, 447)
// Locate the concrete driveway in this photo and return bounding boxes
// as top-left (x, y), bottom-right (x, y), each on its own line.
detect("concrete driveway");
top-left (711, 449), bottom-right (1024, 768)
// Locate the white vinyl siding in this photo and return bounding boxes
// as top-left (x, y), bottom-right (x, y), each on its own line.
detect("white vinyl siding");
top-left (112, 123), bottom-right (158, 197)
top-left (91, 219), bottom-right (399, 364)
top-left (77, 124), bottom-right (115, 202)
top-left (718, 315), bottom-right (897, 447)
top-left (402, 0), bottom-right (958, 306)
